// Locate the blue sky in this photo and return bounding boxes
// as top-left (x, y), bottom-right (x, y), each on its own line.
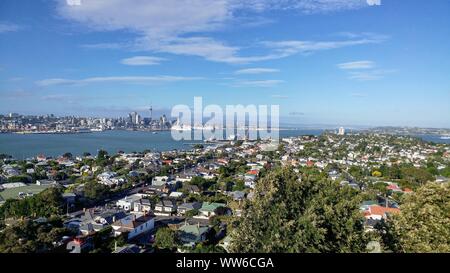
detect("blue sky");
top-left (0, 0), bottom-right (449, 128)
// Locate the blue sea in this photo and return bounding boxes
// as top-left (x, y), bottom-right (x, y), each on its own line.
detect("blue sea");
top-left (0, 129), bottom-right (324, 159)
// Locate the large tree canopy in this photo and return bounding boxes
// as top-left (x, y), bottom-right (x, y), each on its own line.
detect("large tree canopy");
top-left (380, 182), bottom-right (450, 253)
top-left (230, 167), bottom-right (368, 253)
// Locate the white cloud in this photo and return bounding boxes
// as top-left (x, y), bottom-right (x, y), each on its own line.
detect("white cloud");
top-left (235, 68), bottom-right (280, 75)
top-left (233, 79), bottom-right (284, 87)
top-left (0, 22), bottom-right (22, 33)
top-left (36, 75), bottom-right (202, 86)
top-left (121, 56), bottom-right (166, 66)
top-left (367, 0), bottom-right (381, 6)
top-left (56, 0), bottom-right (230, 38)
top-left (347, 69), bottom-right (395, 81)
top-left (337, 59), bottom-right (395, 81)
top-left (337, 61), bottom-right (374, 70)
top-left (263, 33), bottom-right (386, 56)
top-left (55, 0), bottom-right (380, 64)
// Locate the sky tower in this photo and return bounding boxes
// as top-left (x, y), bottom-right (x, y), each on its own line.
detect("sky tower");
top-left (149, 104), bottom-right (153, 121)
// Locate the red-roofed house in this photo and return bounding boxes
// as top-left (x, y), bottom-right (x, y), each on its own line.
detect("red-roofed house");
top-left (364, 205), bottom-right (400, 220)
top-left (386, 183), bottom-right (402, 192)
top-left (403, 188), bottom-right (413, 193)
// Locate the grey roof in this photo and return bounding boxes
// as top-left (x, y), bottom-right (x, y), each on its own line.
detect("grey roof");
top-left (156, 199), bottom-right (176, 208)
top-left (140, 199), bottom-right (152, 206)
top-left (178, 202), bottom-right (202, 210)
top-left (229, 191), bottom-right (246, 200)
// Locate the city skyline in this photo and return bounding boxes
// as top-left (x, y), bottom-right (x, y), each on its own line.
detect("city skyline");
top-left (1, 0), bottom-right (450, 128)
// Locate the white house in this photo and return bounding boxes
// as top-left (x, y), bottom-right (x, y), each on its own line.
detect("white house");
top-left (152, 176), bottom-right (170, 186)
top-left (116, 194), bottom-right (143, 211)
top-left (97, 171), bottom-right (125, 186)
top-left (111, 214), bottom-right (155, 240)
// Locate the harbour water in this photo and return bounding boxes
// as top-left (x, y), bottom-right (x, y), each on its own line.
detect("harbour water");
top-left (0, 129), bottom-right (324, 159)
top-left (0, 130), bottom-right (448, 159)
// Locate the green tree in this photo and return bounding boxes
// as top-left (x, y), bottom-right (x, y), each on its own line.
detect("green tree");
top-left (154, 227), bottom-right (177, 250)
top-left (84, 180), bottom-right (109, 201)
top-left (379, 182), bottom-right (450, 253)
top-left (400, 167), bottom-right (434, 188)
top-left (0, 187), bottom-right (64, 219)
top-left (230, 167), bottom-right (368, 253)
top-left (62, 152), bottom-right (73, 159)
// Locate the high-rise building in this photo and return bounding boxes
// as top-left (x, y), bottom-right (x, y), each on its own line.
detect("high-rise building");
top-left (135, 114), bottom-right (141, 125)
top-left (338, 127), bottom-right (346, 135)
top-left (129, 112), bottom-right (138, 125)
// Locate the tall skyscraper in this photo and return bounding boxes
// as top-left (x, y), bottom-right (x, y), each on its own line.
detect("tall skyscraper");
top-left (338, 127), bottom-right (346, 136)
top-left (129, 112), bottom-right (138, 125)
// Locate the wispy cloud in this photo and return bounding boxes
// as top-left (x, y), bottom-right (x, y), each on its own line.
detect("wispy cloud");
top-left (232, 79), bottom-right (284, 88)
top-left (120, 56), bottom-right (166, 66)
top-left (263, 33), bottom-right (386, 57)
top-left (337, 60), bottom-right (395, 81)
top-left (348, 69), bottom-right (395, 81)
top-left (337, 61), bottom-right (375, 70)
top-left (0, 22), bottom-right (22, 33)
top-left (235, 68), bottom-right (280, 75)
top-left (56, 0), bottom-right (381, 64)
top-left (36, 75), bottom-right (202, 86)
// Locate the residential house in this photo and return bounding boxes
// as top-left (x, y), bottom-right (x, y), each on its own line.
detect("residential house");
top-left (36, 179), bottom-right (57, 186)
top-left (116, 194), bottom-right (143, 211)
top-left (133, 199), bottom-right (152, 214)
top-left (65, 209), bottom-right (128, 235)
top-left (145, 183), bottom-right (171, 195)
top-left (177, 202), bottom-right (202, 216)
top-left (363, 205), bottom-right (400, 221)
top-left (197, 202), bottom-right (226, 219)
top-left (169, 191), bottom-right (184, 199)
top-left (111, 214), bottom-right (155, 240)
top-left (97, 171), bottom-right (126, 186)
top-left (178, 223), bottom-right (210, 247)
top-left (154, 199), bottom-right (177, 216)
top-left (152, 176), bottom-right (170, 186)
top-left (228, 191), bottom-right (246, 201)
